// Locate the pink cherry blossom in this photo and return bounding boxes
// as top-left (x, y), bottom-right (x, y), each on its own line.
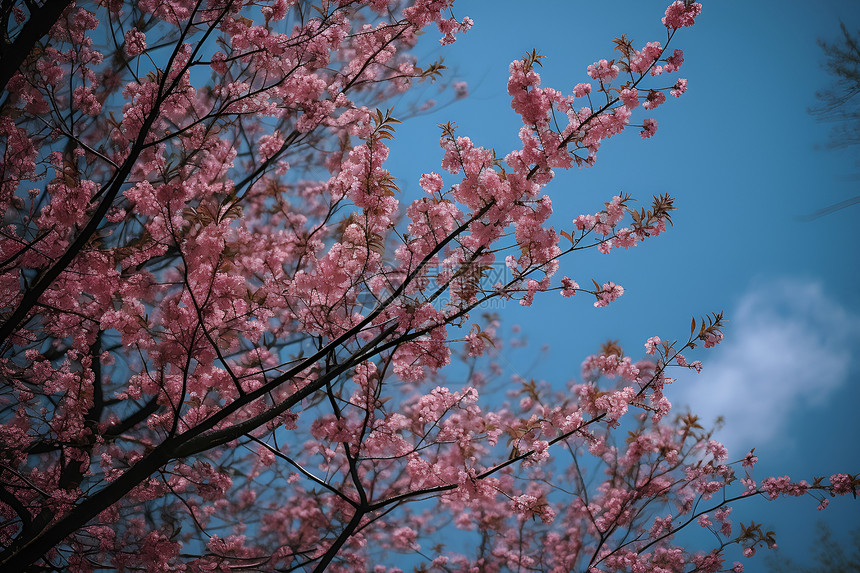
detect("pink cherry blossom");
top-left (587, 59), bottom-right (620, 82)
top-left (124, 28), bottom-right (147, 57)
top-left (663, 1), bottom-right (703, 29)
top-left (644, 336), bottom-right (662, 354)
top-left (594, 281), bottom-right (625, 307)
top-left (561, 276), bottom-right (579, 297)
top-left (671, 77), bottom-right (689, 97)
top-left (573, 82), bottom-right (592, 97)
top-left (641, 117), bottom-right (658, 138)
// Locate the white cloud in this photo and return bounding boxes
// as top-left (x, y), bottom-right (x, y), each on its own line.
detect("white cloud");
top-left (670, 278), bottom-right (858, 456)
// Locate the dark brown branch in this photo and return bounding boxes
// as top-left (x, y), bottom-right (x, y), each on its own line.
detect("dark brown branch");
top-left (25, 397), bottom-right (159, 455)
top-left (0, 0), bottom-right (231, 347)
top-left (0, 438), bottom-right (177, 570)
top-left (310, 506), bottom-right (366, 573)
top-left (0, 1), bottom-right (74, 94)
top-left (0, 484), bottom-right (32, 534)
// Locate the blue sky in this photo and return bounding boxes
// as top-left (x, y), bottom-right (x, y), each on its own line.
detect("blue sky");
top-left (386, 0), bottom-right (860, 569)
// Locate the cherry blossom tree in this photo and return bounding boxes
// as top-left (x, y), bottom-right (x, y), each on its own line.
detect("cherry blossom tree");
top-left (0, 0), bottom-right (856, 571)
top-left (799, 21), bottom-right (860, 220)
